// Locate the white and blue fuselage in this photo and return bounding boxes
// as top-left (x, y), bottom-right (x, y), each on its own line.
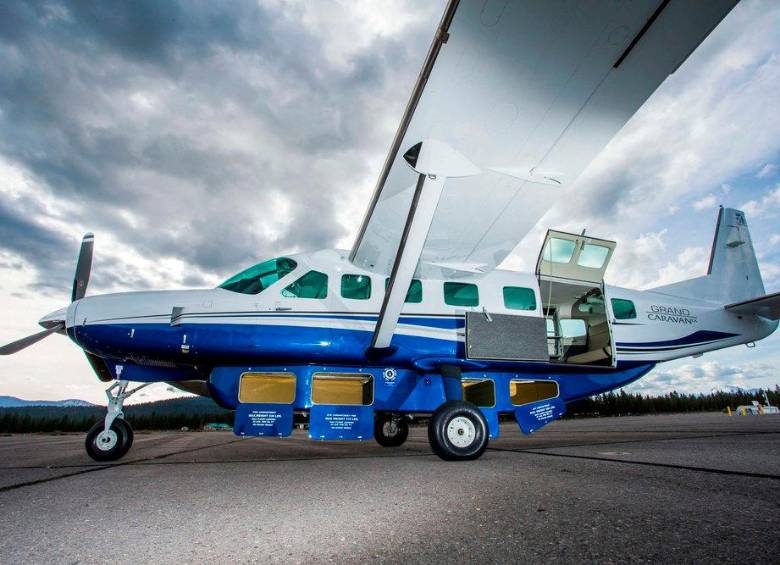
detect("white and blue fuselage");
top-left (57, 247), bottom-right (776, 436)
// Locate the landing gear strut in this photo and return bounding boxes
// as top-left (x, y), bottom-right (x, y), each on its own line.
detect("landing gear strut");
top-left (427, 400), bottom-right (489, 461)
top-left (374, 413), bottom-right (409, 447)
top-left (85, 380), bottom-right (148, 461)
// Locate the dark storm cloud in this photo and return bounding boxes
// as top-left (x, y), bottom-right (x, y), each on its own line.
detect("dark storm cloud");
top-left (0, 196), bottom-right (71, 269)
top-left (0, 1), bottom-right (441, 291)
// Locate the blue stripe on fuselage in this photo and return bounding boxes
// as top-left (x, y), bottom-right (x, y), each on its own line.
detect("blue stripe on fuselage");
top-left (174, 311), bottom-right (465, 330)
top-left (616, 330), bottom-right (738, 349)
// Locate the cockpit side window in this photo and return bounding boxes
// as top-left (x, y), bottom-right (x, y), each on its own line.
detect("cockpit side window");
top-left (219, 258), bottom-right (297, 295)
top-left (282, 270), bottom-right (328, 299)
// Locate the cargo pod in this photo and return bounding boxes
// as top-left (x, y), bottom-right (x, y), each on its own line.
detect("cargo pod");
top-left (309, 373), bottom-right (374, 440)
top-left (234, 372), bottom-right (296, 437)
top-left (536, 230), bottom-right (617, 367)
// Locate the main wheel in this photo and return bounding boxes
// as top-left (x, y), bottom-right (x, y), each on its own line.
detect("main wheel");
top-left (374, 413), bottom-right (409, 447)
top-left (428, 401), bottom-right (488, 461)
top-left (85, 419), bottom-right (133, 461)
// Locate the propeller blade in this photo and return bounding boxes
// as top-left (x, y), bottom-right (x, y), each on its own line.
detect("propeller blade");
top-left (71, 232), bottom-right (94, 302)
top-left (0, 322), bottom-right (65, 355)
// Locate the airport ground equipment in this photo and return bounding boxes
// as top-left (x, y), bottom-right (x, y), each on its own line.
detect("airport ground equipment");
top-left (5, 0), bottom-right (778, 461)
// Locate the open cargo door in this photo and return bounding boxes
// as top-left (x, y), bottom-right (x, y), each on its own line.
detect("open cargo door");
top-left (536, 230), bottom-right (616, 284)
top-left (536, 230), bottom-right (617, 367)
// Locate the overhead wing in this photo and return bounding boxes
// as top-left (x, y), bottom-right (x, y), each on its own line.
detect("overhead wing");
top-left (351, 0), bottom-right (739, 277)
top-left (726, 292), bottom-right (780, 320)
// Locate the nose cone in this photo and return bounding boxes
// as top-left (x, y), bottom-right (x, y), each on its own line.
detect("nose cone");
top-left (39, 306), bottom-right (68, 329)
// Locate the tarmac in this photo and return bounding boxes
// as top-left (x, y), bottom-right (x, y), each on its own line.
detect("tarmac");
top-left (0, 412), bottom-right (778, 564)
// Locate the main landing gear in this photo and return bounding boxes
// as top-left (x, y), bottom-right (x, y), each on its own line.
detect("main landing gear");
top-left (427, 401), bottom-right (489, 461)
top-left (374, 413), bottom-right (409, 447)
top-left (85, 380), bottom-right (148, 461)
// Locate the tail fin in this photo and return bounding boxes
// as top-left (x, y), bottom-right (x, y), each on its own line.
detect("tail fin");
top-left (651, 207), bottom-right (765, 304)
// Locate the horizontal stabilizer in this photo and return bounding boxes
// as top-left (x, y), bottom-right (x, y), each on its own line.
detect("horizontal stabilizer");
top-left (725, 292), bottom-right (780, 320)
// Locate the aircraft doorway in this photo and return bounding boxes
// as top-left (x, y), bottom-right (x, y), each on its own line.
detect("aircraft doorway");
top-left (536, 230), bottom-right (616, 367)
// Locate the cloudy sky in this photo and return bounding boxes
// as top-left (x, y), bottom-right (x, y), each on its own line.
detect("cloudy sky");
top-left (1, 0), bottom-right (779, 404)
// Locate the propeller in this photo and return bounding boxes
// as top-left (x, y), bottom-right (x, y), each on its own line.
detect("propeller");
top-left (0, 233), bottom-right (94, 356)
top-left (72, 232), bottom-right (94, 302)
top-left (0, 324), bottom-right (65, 355)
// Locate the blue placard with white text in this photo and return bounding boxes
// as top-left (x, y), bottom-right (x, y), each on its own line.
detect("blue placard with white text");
top-left (234, 403), bottom-right (294, 437)
top-left (309, 405), bottom-right (374, 440)
top-left (514, 397), bottom-right (566, 435)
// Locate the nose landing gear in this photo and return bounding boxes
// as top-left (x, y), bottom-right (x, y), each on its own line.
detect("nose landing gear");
top-left (85, 380), bottom-right (148, 461)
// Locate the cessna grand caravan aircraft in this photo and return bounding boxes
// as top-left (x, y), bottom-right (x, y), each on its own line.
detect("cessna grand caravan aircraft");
top-left (3, 0), bottom-right (778, 461)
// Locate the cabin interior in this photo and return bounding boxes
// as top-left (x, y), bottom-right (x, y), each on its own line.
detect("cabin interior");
top-left (538, 278), bottom-right (613, 367)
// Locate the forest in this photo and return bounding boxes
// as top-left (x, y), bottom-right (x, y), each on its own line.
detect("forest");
top-left (0, 388), bottom-right (777, 433)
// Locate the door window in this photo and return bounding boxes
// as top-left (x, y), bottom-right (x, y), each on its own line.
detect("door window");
top-left (282, 270), bottom-right (328, 299)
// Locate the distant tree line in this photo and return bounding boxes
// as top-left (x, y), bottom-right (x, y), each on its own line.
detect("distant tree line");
top-left (564, 387), bottom-right (780, 418)
top-left (0, 397), bottom-right (233, 434)
top-left (0, 388), bottom-right (778, 433)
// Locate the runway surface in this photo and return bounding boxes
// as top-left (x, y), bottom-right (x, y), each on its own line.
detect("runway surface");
top-left (0, 412), bottom-right (778, 563)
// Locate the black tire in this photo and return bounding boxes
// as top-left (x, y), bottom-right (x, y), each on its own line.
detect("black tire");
top-left (427, 400), bottom-right (488, 461)
top-left (114, 418), bottom-right (134, 454)
top-left (85, 419), bottom-right (132, 462)
top-left (374, 413), bottom-right (409, 447)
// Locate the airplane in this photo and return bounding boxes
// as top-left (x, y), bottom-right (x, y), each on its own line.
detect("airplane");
top-left (2, 0), bottom-right (778, 462)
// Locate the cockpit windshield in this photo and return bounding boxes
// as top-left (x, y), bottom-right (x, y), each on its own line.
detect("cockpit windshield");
top-left (218, 257), bottom-right (297, 295)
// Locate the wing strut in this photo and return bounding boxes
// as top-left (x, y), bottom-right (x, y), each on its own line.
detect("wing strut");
top-left (371, 139), bottom-right (479, 350)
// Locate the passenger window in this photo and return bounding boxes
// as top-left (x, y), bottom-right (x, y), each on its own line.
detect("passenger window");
top-left (559, 319), bottom-right (587, 338)
top-left (611, 298), bottom-right (637, 320)
top-left (543, 238), bottom-right (576, 263)
top-left (281, 270), bottom-right (328, 299)
top-left (577, 244), bottom-right (610, 268)
top-left (384, 278), bottom-right (423, 303)
top-left (341, 274), bottom-right (371, 300)
top-left (503, 286), bottom-right (536, 310)
top-left (443, 282), bottom-right (479, 307)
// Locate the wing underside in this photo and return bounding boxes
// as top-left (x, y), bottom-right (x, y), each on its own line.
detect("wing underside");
top-left (350, 0), bottom-right (738, 278)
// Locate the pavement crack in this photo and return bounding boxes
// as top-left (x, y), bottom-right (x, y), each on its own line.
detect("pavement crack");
top-left (488, 447), bottom-right (780, 480)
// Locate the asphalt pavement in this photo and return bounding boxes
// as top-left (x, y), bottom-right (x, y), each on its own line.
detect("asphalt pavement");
top-left (0, 412), bottom-right (778, 563)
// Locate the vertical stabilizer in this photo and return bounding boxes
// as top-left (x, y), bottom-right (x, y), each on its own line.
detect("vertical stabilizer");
top-left (651, 208), bottom-right (765, 304)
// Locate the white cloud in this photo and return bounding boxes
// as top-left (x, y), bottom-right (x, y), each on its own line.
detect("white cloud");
top-left (693, 193), bottom-right (718, 211)
top-left (627, 360), bottom-right (779, 396)
top-left (739, 183), bottom-right (780, 217)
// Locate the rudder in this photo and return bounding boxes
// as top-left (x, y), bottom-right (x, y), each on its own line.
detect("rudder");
top-left (651, 207), bottom-right (764, 304)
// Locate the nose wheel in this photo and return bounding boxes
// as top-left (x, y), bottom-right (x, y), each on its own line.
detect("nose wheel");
top-left (85, 418), bottom-right (133, 461)
top-left (428, 400), bottom-right (488, 461)
top-left (374, 413), bottom-right (409, 447)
